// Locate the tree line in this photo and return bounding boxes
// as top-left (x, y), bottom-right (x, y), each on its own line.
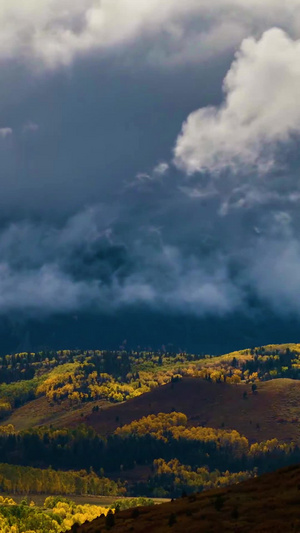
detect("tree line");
top-left (134, 458), bottom-right (256, 497)
top-left (0, 416), bottom-right (298, 498)
top-left (0, 463), bottom-right (124, 496)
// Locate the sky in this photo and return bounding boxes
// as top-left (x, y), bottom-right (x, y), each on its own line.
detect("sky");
top-left (1, 1), bottom-right (300, 353)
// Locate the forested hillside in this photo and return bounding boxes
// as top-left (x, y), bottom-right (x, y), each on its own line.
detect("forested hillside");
top-left (0, 462), bottom-right (124, 496)
top-left (1, 344), bottom-right (300, 531)
top-left (1, 344), bottom-right (300, 419)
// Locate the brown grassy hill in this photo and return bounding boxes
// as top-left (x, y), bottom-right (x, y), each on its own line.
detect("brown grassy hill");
top-left (5, 377), bottom-right (300, 446)
top-left (3, 342), bottom-right (300, 435)
top-left (67, 463), bottom-right (300, 533)
top-left (86, 377), bottom-right (300, 444)
top-left (3, 395), bottom-right (112, 432)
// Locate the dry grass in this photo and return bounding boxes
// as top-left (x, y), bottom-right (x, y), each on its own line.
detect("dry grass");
top-left (2, 396), bottom-right (113, 432)
top-left (86, 377), bottom-right (300, 444)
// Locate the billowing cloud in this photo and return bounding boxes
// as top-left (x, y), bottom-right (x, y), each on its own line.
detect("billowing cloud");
top-left (0, 205), bottom-right (244, 317)
top-left (174, 29), bottom-right (300, 175)
top-left (153, 162), bottom-right (169, 176)
top-left (0, 177), bottom-right (300, 320)
top-left (1, 0), bottom-right (300, 351)
top-left (0, 0), bottom-right (300, 68)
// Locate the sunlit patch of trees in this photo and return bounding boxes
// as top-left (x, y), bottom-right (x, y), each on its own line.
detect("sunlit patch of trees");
top-left (36, 366), bottom-right (148, 404)
top-left (249, 438), bottom-right (295, 456)
top-left (0, 424), bottom-right (15, 435)
top-left (149, 458), bottom-right (255, 496)
top-left (199, 344), bottom-right (300, 383)
top-left (0, 463), bottom-right (125, 496)
top-left (0, 350), bottom-right (194, 409)
top-left (0, 494), bottom-right (157, 533)
top-left (0, 495), bottom-right (110, 533)
top-left (0, 379), bottom-right (38, 409)
top-left (36, 364), bottom-right (185, 405)
top-left (115, 412), bottom-right (249, 456)
top-left (109, 497), bottom-right (154, 511)
top-left (116, 412), bottom-right (294, 460)
top-left (115, 412), bottom-right (188, 441)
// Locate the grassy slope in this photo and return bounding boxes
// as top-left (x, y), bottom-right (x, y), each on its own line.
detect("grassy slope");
top-left (86, 377), bottom-right (300, 444)
top-left (68, 463), bottom-right (300, 533)
top-left (3, 395), bottom-right (112, 432)
top-left (4, 376), bottom-right (300, 445)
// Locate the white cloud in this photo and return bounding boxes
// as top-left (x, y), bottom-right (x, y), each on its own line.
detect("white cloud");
top-left (0, 0), bottom-right (200, 67)
top-left (130, 162), bottom-right (169, 189)
top-left (0, 263), bottom-right (100, 315)
top-left (153, 162), bottom-right (169, 176)
top-left (0, 1), bottom-right (300, 68)
top-left (174, 28), bottom-right (300, 175)
top-left (0, 128), bottom-right (12, 138)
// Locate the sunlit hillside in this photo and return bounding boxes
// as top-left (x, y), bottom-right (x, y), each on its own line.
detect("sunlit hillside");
top-left (1, 345), bottom-right (300, 510)
top-left (1, 344), bottom-right (300, 436)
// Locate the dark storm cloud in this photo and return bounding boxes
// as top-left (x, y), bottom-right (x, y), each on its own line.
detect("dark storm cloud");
top-left (0, 51), bottom-right (227, 220)
top-left (0, 2), bottom-right (300, 335)
top-left (0, 158), bottom-right (300, 320)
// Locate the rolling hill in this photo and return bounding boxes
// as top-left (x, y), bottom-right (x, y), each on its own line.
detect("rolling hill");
top-left (5, 376), bottom-right (300, 447)
top-left (86, 377), bottom-right (300, 444)
top-left (2, 343), bottom-right (300, 438)
top-left (67, 463), bottom-right (300, 533)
